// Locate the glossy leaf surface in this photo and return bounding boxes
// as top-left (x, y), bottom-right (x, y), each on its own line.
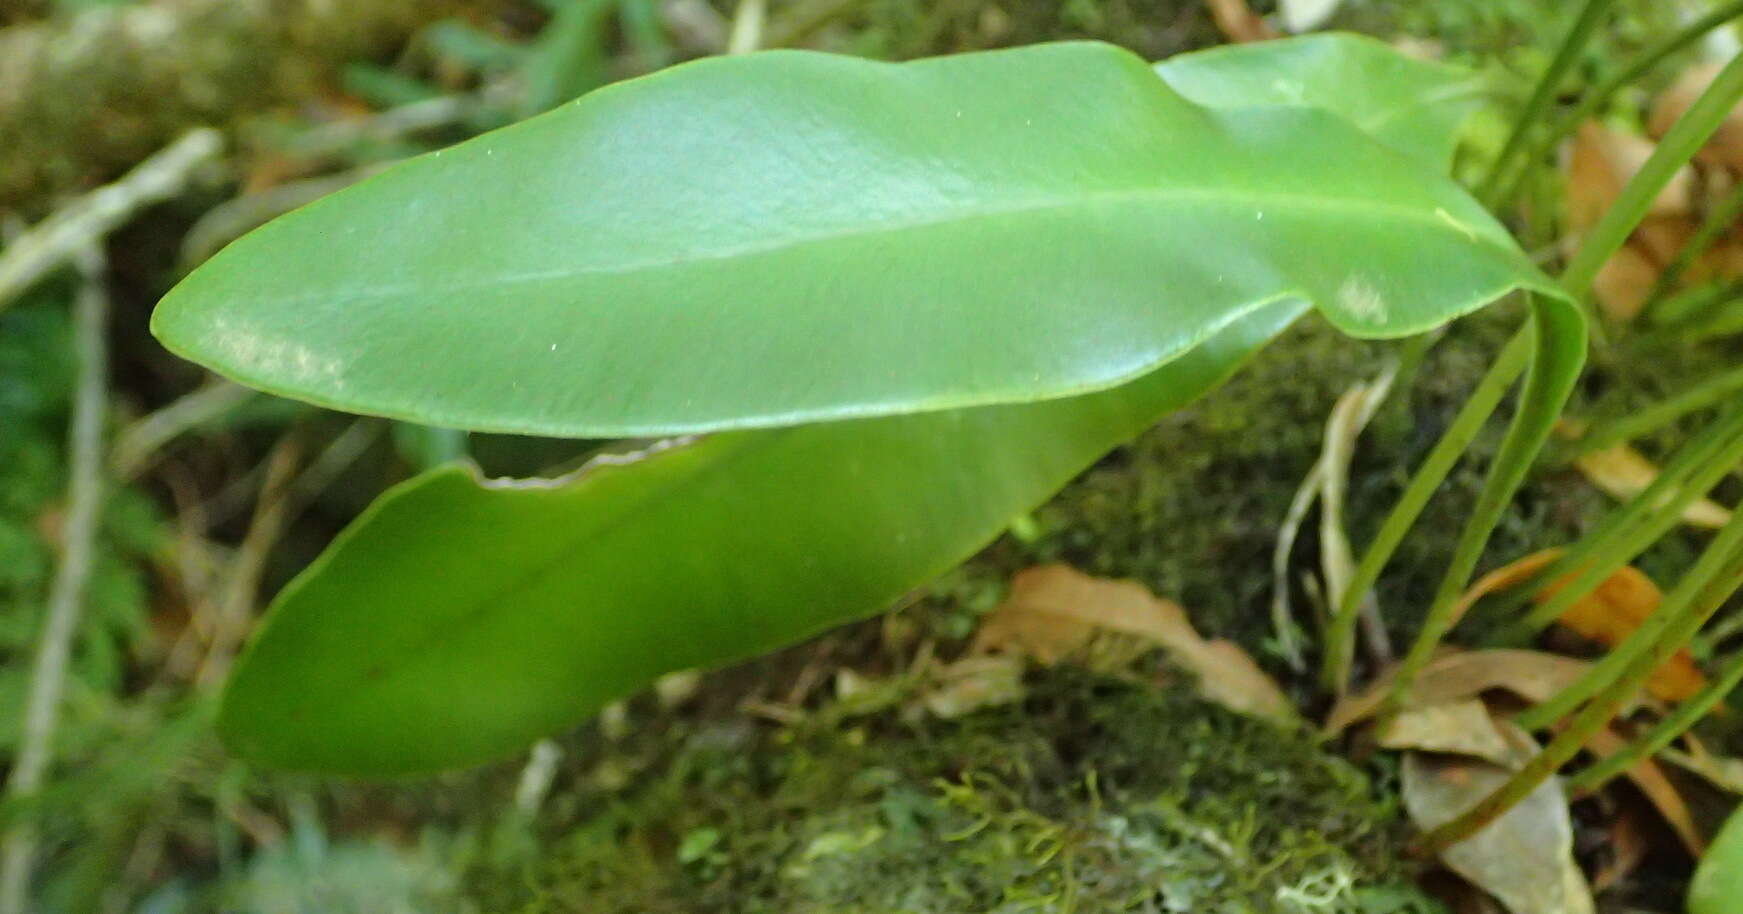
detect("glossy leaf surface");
top-left (1155, 33), bottom-right (1489, 171)
top-left (156, 41), bottom-right (1551, 437)
top-left (218, 302), bottom-right (1305, 774)
top-left (203, 38), bottom-right (1584, 775)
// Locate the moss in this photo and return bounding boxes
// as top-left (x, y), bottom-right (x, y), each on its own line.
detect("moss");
top-left (0, 0), bottom-right (499, 211)
top-left (473, 668), bottom-right (1440, 913)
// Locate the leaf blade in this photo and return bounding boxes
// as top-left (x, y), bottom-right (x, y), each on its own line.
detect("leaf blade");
top-left (156, 41), bottom-right (1551, 437)
top-left (218, 301), bottom-right (1305, 774)
top-left (1155, 32), bottom-right (1490, 172)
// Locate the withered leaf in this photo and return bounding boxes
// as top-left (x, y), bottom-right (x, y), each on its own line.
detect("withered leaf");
top-left (1326, 649), bottom-right (1590, 734)
top-left (975, 565), bottom-right (1295, 721)
top-left (1377, 699), bottom-right (1514, 765)
top-left (1402, 722), bottom-right (1594, 914)
top-left (1572, 443), bottom-right (1732, 529)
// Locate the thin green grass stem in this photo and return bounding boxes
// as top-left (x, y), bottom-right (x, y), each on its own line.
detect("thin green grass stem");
top-left (1320, 329), bottom-right (1529, 692)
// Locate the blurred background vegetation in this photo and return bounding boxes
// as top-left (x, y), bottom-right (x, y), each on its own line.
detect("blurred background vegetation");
top-left (2, 1), bottom-right (1741, 911)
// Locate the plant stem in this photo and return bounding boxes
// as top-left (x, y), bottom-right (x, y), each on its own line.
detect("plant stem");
top-left (1321, 329), bottom-right (1530, 691)
top-left (1492, 0), bottom-right (1743, 208)
top-left (1570, 362), bottom-right (1743, 457)
top-left (1419, 528), bottom-right (1743, 854)
top-left (110, 380), bottom-right (254, 480)
top-left (1382, 297), bottom-right (1583, 718)
top-left (1569, 639), bottom-right (1743, 792)
top-left (0, 251), bottom-right (109, 914)
top-left (1640, 283), bottom-right (1743, 345)
top-left (727, 0), bottom-right (767, 53)
top-left (1478, 0), bottom-right (1622, 202)
top-left (1562, 51), bottom-right (1743, 299)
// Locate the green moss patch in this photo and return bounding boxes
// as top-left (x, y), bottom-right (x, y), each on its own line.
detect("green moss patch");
top-left (474, 668), bottom-right (1439, 913)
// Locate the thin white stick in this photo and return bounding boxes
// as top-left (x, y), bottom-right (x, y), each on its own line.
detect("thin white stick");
top-left (0, 128), bottom-right (220, 311)
top-left (110, 380), bottom-right (254, 480)
top-left (0, 249), bottom-right (110, 914)
top-left (727, 0), bottom-right (767, 54)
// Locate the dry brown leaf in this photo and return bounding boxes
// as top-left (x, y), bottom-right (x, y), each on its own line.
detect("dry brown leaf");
top-left (975, 565), bottom-right (1295, 721)
top-left (1636, 216), bottom-right (1698, 267)
top-left (1447, 549), bottom-right (1563, 631)
top-left (1203, 0), bottom-right (1278, 42)
top-left (1651, 62), bottom-right (1743, 171)
top-left (1566, 122), bottom-right (1693, 234)
top-left (1402, 722), bottom-right (1595, 914)
top-left (1572, 442), bottom-right (1733, 529)
top-left (1447, 548), bottom-right (1710, 705)
top-left (1592, 242), bottom-right (1660, 321)
top-left (1536, 558), bottom-right (1709, 706)
top-left (1580, 726), bottom-right (1705, 857)
top-left (1695, 238), bottom-right (1743, 284)
top-left (1326, 649), bottom-right (1590, 734)
top-left (1377, 699), bottom-right (1514, 765)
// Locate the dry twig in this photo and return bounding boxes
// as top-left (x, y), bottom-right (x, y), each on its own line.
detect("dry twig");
top-left (0, 249), bottom-right (109, 914)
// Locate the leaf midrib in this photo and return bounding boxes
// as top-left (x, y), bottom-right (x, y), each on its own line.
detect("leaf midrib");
top-left (240, 187), bottom-right (1508, 309)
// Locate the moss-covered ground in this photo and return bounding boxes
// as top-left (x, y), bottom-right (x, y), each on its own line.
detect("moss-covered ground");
top-left (472, 668), bottom-right (1438, 914)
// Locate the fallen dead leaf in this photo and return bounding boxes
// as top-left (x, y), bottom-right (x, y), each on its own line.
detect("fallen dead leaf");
top-left (975, 565), bottom-right (1295, 721)
top-left (1203, 0), bottom-right (1278, 42)
top-left (1447, 549), bottom-right (1563, 630)
top-left (1592, 242), bottom-right (1662, 322)
top-left (1698, 239), bottom-right (1743, 283)
top-left (1536, 557), bottom-right (1709, 706)
top-left (1378, 699), bottom-right (1515, 765)
top-left (1651, 62), bottom-right (1743, 171)
top-left (1572, 442), bottom-right (1733, 529)
top-left (1447, 548), bottom-right (1709, 705)
top-left (1566, 122), bottom-right (1693, 234)
top-left (1326, 649), bottom-right (1591, 734)
top-left (1635, 215), bottom-right (1698, 267)
top-left (1402, 721), bottom-right (1595, 914)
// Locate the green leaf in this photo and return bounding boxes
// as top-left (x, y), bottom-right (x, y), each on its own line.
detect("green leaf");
top-left (1155, 33), bottom-right (1491, 172)
top-left (1692, 803), bottom-right (1743, 914)
top-left (155, 41), bottom-right (1552, 438)
top-left (217, 300), bottom-right (1306, 774)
